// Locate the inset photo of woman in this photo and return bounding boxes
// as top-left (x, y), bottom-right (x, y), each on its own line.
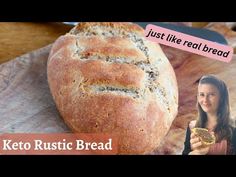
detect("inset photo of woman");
top-left (182, 75), bottom-right (236, 155)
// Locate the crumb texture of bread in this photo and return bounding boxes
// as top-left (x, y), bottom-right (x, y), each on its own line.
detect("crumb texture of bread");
top-left (192, 128), bottom-right (216, 145)
top-left (47, 22), bottom-right (178, 154)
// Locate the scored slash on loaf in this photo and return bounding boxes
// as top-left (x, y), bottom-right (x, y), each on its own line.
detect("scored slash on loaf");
top-left (47, 22), bottom-right (178, 154)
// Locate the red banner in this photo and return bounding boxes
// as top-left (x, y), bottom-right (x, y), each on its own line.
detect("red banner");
top-left (0, 133), bottom-right (118, 155)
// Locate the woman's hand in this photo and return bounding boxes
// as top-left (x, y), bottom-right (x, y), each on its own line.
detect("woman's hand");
top-left (189, 146), bottom-right (210, 155)
top-left (188, 131), bottom-right (211, 155)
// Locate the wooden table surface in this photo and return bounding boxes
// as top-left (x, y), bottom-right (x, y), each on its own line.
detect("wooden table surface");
top-left (0, 22), bottom-right (73, 64)
top-left (0, 22), bottom-right (209, 64)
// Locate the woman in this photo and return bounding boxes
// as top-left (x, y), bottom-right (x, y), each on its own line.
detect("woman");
top-left (182, 75), bottom-right (236, 155)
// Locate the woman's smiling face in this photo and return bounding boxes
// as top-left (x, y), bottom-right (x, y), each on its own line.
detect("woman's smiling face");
top-left (198, 83), bottom-right (220, 114)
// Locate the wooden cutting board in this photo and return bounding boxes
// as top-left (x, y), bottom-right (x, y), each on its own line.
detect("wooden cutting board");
top-left (0, 45), bottom-right (70, 133)
top-left (0, 23), bottom-right (236, 154)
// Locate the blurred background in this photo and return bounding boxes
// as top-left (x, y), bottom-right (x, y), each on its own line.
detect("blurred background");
top-left (0, 22), bottom-right (209, 64)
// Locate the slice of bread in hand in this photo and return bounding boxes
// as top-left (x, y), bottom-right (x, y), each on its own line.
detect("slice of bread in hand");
top-left (192, 128), bottom-right (216, 145)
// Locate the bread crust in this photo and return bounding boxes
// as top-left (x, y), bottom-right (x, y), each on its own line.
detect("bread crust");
top-left (47, 22), bottom-right (178, 154)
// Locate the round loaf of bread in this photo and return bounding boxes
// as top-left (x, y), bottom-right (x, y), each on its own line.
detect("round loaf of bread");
top-left (47, 22), bottom-right (178, 154)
